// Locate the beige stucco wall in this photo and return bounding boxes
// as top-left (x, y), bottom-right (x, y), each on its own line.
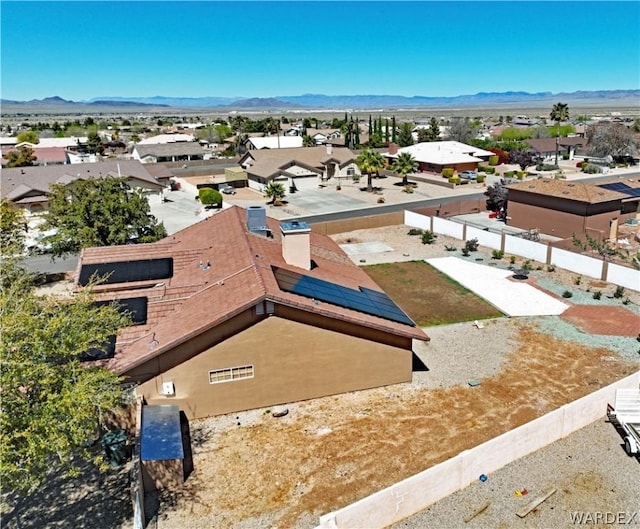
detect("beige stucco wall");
top-left (138, 317), bottom-right (412, 419)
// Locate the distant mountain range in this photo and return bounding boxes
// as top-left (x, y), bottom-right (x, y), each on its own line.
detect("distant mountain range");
top-left (2, 90), bottom-right (639, 112)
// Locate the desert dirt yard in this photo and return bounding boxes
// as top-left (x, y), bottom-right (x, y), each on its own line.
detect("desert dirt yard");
top-left (148, 225), bottom-right (640, 529)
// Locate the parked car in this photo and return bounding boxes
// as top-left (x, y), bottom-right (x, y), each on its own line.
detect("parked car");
top-left (219, 184), bottom-right (236, 195)
top-left (459, 171), bottom-right (477, 180)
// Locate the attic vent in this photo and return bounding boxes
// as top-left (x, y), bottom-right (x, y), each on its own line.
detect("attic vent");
top-left (568, 183), bottom-right (576, 187)
top-left (562, 191), bottom-right (570, 195)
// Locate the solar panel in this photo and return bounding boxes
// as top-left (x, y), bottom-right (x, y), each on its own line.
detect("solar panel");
top-left (141, 405), bottom-right (184, 461)
top-left (94, 297), bottom-right (148, 325)
top-left (79, 257), bottom-right (173, 286)
top-left (273, 267), bottom-right (415, 326)
top-left (80, 335), bottom-right (117, 361)
top-left (599, 182), bottom-right (630, 192)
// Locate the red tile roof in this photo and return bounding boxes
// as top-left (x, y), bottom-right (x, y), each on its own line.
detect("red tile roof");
top-left (77, 206), bottom-right (428, 373)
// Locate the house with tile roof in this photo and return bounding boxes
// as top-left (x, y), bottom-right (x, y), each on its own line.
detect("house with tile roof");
top-left (525, 137), bottom-right (586, 162)
top-left (76, 205), bottom-right (428, 419)
top-left (132, 142), bottom-right (208, 164)
top-left (246, 135), bottom-right (303, 150)
top-left (384, 141), bottom-right (494, 174)
top-left (505, 178), bottom-right (639, 239)
top-left (239, 145), bottom-right (359, 191)
top-left (1, 160), bottom-right (170, 213)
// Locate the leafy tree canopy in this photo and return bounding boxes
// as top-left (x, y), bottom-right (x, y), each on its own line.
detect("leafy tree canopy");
top-left (0, 260), bottom-right (130, 496)
top-left (0, 199), bottom-right (26, 257)
top-left (4, 145), bottom-right (37, 168)
top-left (397, 122), bottom-right (414, 147)
top-left (446, 117), bottom-right (475, 144)
top-left (508, 149), bottom-right (540, 171)
top-left (356, 149), bottom-right (386, 192)
top-left (16, 131), bottom-right (39, 144)
top-left (43, 177), bottom-right (167, 256)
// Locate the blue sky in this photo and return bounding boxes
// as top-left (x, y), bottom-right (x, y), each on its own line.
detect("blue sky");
top-left (1, 1), bottom-right (639, 101)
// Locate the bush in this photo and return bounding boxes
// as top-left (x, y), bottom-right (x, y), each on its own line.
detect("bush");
top-left (492, 249), bottom-right (504, 259)
top-left (537, 164), bottom-right (559, 172)
top-left (504, 170), bottom-right (515, 177)
top-left (477, 165), bottom-right (495, 174)
top-left (516, 171), bottom-right (527, 180)
top-left (461, 247), bottom-right (470, 256)
top-left (442, 168), bottom-right (454, 178)
top-left (445, 245), bottom-right (457, 252)
top-left (476, 174), bottom-right (485, 184)
top-left (614, 285), bottom-right (625, 298)
top-left (573, 275), bottom-right (582, 285)
top-left (547, 264), bottom-right (556, 272)
top-left (448, 176), bottom-right (461, 185)
top-left (562, 153), bottom-right (570, 160)
top-left (421, 230), bottom-right (437, 245)
top-left (510, 255), bottom-right (516, 264)
top-left (465, 238), bottom-right (479, 252)
top-left (592, 291), bottom-right (602, 300)
top-left (198, 187), bottom-right (222, 207)
top-left (407, 228), bottom-right (423, 236)
top-left (583, 163), bottom-right (603, 174)
top-left (489, 155), bottom-right (499, 166)
top-left (404, 185), bottom-right (414, 194)
top-left (576, 161), bottom-right (584, 168)
top-left (562, 290), bottom-right (573, 298)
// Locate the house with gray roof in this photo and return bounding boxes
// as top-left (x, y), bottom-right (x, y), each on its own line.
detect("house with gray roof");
top-left (132, 142), bottom-right (208, 163)
top-left (2, 160), bottom-right (170, 213)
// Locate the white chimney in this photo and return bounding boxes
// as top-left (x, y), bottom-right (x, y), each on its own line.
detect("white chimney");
top-left (326, 144), bottom-right (333, 155)
top-left (280, 220), bottom-right (311, 270)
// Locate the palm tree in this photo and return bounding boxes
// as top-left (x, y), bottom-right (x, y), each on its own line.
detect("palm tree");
top-left (263, 181), bottom-right (286, 205)
top-left (550, 102), bottom-right (569, 166)
top-left (356, 149), bottom-right (386, 192)
top-left (392, 151), bottom-right (418, 186)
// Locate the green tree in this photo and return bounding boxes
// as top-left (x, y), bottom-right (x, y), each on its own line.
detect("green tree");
top-left (198, 188), bottom-right (222, 208)
top-left (43, 177), bottom-right (167, 256)
top-left (392, 151), bottom-right (418, 186)
top-left (16, 131), bottom-right (39, 144)
top-left (130, 133), bottom-right (140, 144)
top-left (214, 124), bottom-right (232, 143)
top-left (385, 118), bottom-right (390, 143)
top-left (86, 131), bottom-right (104, 155)
top-left (508, 149), bottom-right (539, 172)
top-left (550, 102), bottom-right (569, 165)
top-left (356, 149), bottom-right (386, 192)
top-left (0, 260), bottom-right (130, 496)
top-left (302, 134), bottom-right (316, 147)
top-left (397, 122), bottom-right (414, 147)
top-left (263, 181), bottom-right (286, 205)
top-left (4, 146), bottom-right (37, 168)
top-left (427, 117), bottom-right (441, 141)
top-left (391, 116), bottom-right (397, 143)
top-left (0, 199), bottom-right (26, 256)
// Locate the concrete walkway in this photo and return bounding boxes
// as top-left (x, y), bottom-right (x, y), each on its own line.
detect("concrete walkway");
top-left (426, 256), bottom-right (569, 316)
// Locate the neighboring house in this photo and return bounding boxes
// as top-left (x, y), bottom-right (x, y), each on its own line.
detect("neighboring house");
top-left (384, 141), bottom-right (494, 174)
top-left (505, 178), bottom-right (640, 239)
top-left (1, 160), bottom-right (171, 213)
top-left (75, 206), bottom-right (428, 419)
top-left (246, 136), bottom-right (303, 150)
top-left (132, 142), bottom-right (208, 163)
top-left (239, 145), bottom-right (359, 191)
top-left (308, 129), bottom-right (342, 145)
top-left (1, 146), bottom-right (68, 166)
top-left (16, 137), bottom-right (89, 151)
top-left (137, 133), bottom-right (196, 145)
top-left (525, 137), bottom-right (586, 162)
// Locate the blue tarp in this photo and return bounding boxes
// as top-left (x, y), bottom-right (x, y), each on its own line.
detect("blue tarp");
top-left (140, 404), bottom-right (184, 461)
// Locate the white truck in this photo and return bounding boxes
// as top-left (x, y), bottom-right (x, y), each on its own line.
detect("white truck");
top-left (608, 388), bottom-right (640, 456)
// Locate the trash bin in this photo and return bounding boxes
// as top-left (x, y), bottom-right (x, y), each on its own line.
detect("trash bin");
top-left (101, 429), bottom-right (129, 467)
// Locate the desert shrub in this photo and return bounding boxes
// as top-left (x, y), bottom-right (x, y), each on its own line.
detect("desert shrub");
top-left (592, 291), bottom-right (602, 300)
top-left (461, 247), bottom-right (470, 256)
top-left (476, 174), bottom-right (485, 183)
top-left (547, 264), bottom-right (556, 272)
top-left (583, 164), bottom-right (603, 174)
top-left (407, 228), bottom-right (424, 236)
top-left (404, 185), bottom-right (414, 194)
top-left (351, 174), bottom-right (361, 182)
top-left (377, 196), bottom-right (386, 203)
top-left (445, 245), bottom-right (457, 252)
top-left (522, 259), bottom-right (533, 271)
top-left (537, 164), bottom-right (559, 171)
top-left (510, 255), bottom-right (517, 264)
top-left (562, 153), bottom-right (570, 160)
top-left (492, 249), bottom-right (504, 259)
top-left (448, 176), bottom-right (461, 185)
top-left (198, 187), bottom-right (222, 207)
top-left (478, 165), bottom-right (495, 174)
top-left (576, 161), bottom-right (584, 168)
top-left (464, 238), bottom-right (479, 252)
top-left (562, 290), bottom-right (573, 298)
top-left (421, 230), bottom-right (437, 245)
top-left (516, 171), bottom-right (527, 180)
top-left (442, 168), bottom-right (454, 178)
top-left (614, 285), bottom-right (625, 298)
top-left (504, 170), bottom-right (515, 177)
top-left (489, 155), bottom-right (499, 166)
top-left (573, 275), bottom-right (582, 285)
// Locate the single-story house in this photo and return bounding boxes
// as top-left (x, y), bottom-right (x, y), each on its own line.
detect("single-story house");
top-left (1, 160), bottom-right (171, 213)
top-left (525, 137), bottom-right (586, 162)
top-left (506, 178), bottom-right (640, 239)
top-left (384, 141), bottom-right (494, 174)
top-left (137, 133), bottom-right (196, 145)
top-left (75, 205), bottom-right (428, 419)
top-left (239, 145), bottom-right (359, 191)
top-left (1, 146), bottom-right (69, 167)
top-left (132, 142), bottom-right (208, 164)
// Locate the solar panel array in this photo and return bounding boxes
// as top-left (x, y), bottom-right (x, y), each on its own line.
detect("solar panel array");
top-left (94, 296), bottom-right (148, 325)
top-left (598, 182), bottom-right (640, 198)
top-left (79, 257), bottom-right (173, 286)
top-left (274, 267), bottom-right (415, 326)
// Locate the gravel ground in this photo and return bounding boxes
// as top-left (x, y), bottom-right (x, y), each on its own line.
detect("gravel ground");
top-left (391, 418), bottom-right (640, 529)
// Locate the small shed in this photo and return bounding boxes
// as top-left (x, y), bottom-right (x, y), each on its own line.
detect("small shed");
top-left (140, 404), bottom-right (185, 491)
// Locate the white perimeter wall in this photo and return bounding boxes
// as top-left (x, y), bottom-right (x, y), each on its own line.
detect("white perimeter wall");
top-left (317, 372), bottom-right (639, 529)
top-left (404, 211), bottom-right (639, 292)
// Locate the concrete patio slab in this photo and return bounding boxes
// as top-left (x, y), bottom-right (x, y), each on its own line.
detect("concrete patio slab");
top-left (340, 242), bottom-right (394, 255)
top-left (426, 256), bottom-right (569, 317)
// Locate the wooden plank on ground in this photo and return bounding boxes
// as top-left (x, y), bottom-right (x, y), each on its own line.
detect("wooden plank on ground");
top-left (464, 501), bottom-right (490, 523)
top-left (516, 487), bottom-right (556, 518)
